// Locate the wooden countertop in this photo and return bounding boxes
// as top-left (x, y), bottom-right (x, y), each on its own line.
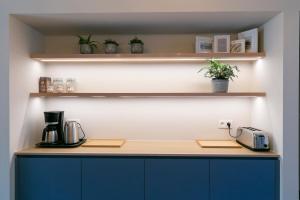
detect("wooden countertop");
top-left (15, 140), bottom-right (279, 158)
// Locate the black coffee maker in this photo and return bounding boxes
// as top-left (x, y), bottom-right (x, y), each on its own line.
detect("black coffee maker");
top-left (42, 111), bottom-right (64, 144)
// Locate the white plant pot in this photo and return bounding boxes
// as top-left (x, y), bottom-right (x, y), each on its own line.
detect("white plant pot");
top-left (105, 43), bottom-right (118, 54)
top-left (80, 44), bottom-right (93, 54)
top-left (130, 43), bottom-right (144, 54)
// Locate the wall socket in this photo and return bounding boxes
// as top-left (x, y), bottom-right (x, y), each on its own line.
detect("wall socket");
top-left (218, 120), bottom-right (233, 129)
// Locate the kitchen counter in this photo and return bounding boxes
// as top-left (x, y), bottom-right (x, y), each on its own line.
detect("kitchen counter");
top-left (16, 140), bottom-right (279, 158)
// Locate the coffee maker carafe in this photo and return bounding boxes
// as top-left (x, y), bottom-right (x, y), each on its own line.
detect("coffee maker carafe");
top-left (42, 111), bottom-right (64, 144)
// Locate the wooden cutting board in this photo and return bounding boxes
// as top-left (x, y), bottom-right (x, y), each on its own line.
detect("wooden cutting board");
top-left (196, 140), bottom-right (242, 148)
top-left (82, 139), bottom-right (126, 147)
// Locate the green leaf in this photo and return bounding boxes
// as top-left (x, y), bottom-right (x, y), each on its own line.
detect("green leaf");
top-left (87, 34), bottom-right (91, 42)
top-left (198, 59), bottom-right (239, 80)
top-left (129, 36), bottom-right (144, 45)
top-left (104, 39), bottom-right (119, 46)
top-left (90, 44), bottom-right (97, 49)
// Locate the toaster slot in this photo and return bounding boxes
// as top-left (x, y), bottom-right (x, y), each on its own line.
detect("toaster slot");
top-left (244, 127), bottom-right (261, 131)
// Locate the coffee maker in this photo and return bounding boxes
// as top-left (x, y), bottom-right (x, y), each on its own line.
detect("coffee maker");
top-left (42, 111), bottom-right (64, 144)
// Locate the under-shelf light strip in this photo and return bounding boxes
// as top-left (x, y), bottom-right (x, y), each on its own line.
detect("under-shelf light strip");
top-left (33, 94), bottom-right (265, 97)
top-left (38, 57), bottom-right (262, 62)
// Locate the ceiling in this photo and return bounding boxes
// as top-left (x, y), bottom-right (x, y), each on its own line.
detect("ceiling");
top-left (14, 12), bottom-right (279, 35)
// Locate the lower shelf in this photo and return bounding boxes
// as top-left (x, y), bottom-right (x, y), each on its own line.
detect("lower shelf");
top-left (30, 92), bottom-right (266, 97)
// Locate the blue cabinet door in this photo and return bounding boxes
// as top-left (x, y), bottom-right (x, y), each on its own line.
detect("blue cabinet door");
top-left (82, 158), bottom-right (144, 200)
top-left (211, 159), bottom-right (279, 200)
top-left (16, 156), bottom-right (81, 200)
top-left (146, 158), bottom-right (210, 200)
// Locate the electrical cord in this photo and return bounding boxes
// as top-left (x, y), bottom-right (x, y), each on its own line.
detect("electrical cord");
top-left (227, 122), bottom-right (242, 139)
top-left (77, 122), bottom-right (86, 140)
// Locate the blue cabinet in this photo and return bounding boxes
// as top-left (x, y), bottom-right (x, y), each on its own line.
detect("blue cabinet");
top-left (82, 158), bottom-right (144, 200)
top-left (16, 156), bottom-right (279, 200)
top-left (210, 159), bottom-right (279, 200)
top-left (16, 156), bottom-right (81, 200)
top-left (146, 158), bottom-right (210, 200)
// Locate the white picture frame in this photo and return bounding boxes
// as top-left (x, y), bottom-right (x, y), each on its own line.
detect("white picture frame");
top-left (213, 35), bottom-right (230, 53)
top-left (231, 39), bottom-right (246, 53)
top-left (195, 36), bottom-right (213, 53)
top-left (238, 28), bottom-right (258, 53)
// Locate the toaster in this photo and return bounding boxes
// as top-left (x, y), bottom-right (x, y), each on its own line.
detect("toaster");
top-left (236, 127), bottom-right (270, 151)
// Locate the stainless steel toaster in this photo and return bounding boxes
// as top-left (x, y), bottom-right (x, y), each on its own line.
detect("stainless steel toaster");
top-left (236, 127), bottom-right (270, 151)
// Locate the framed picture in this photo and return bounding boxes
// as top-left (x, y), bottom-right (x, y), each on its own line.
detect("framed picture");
top-left (231, 39), bottom-right (246, 53)
top-left (195, 36), bottom-right (213, 53)
top-left (238, 28), bottom-right (258, 53)
top-left (213, 35), bottom-right (230, 53)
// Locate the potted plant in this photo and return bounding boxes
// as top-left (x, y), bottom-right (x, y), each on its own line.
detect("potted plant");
top-left (78, 34), bottom-right (98, 54)
top-left (104, 39), bottom-right (119, 54)
top-left (129, 36), bottom-right (144, 54)
top-left (198, 59), bottom-right (239, 93)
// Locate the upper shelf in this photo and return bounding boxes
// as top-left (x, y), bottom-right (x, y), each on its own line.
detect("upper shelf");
top-left (30, 52), bottom-right (265, 63)
top-left (30, 92), bottom-right (266, 97)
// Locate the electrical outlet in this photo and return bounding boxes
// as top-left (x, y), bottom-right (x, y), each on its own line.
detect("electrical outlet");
top-left (218, 120), bottom-right (233, 129)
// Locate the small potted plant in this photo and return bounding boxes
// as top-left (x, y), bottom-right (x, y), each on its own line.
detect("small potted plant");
top-left (104, 39), bottom-right (119, 54)
top-left (78, 34), bottom-right (98, 54)
top-left (198, 59), bottom-right (239, 93)
top-left (129, 36), bottom-right (144, 54)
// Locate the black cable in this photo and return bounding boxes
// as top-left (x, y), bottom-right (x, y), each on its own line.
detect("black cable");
top-left (77, 123), bottom-right (86, 140)
top-left (227, 122), bottom-right (242, 139)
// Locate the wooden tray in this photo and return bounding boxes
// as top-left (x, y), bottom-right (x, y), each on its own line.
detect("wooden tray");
top-left (196, 140), bottom-right (242, 148)
top-left (81, 139), bottom-right (126, 147)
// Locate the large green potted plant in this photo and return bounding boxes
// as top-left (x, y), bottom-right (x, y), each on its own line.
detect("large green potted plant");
top-left (199, 59), bottom-right (239, 93)
top-left (78, 34), bottom-right (98, 54)
top-left (103, 39), bottom-right (119, 54)
top-left (129, 36), bottom-right (144, 54)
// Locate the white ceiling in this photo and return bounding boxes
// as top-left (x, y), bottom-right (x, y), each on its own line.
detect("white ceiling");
top-left (14, 12), bottom-right (279, 35)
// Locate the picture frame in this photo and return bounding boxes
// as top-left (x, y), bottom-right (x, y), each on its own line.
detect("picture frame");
top-left (213, 35), bottom-right (230, 53)
top-left (231, 39), bottom-right (246, 53)
top-left (195, 36), bottom-right (213, 53)
top-left (238, 28), bottom-right (258, 53)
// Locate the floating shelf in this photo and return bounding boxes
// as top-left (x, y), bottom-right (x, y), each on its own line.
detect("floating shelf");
top-left (30, 92), bottom-right (266, 97)
top-left (30, 52), bottom-right (265, 63)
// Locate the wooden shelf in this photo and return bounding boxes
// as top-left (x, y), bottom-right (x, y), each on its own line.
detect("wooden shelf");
top-left (30, 52), bottom-right (265, 63)
top-left (30, 92), bottom-right (266, 97)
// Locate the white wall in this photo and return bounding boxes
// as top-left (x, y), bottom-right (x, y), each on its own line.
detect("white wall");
top-left (44, 62), bottom-right (257, 93)
top-left (43, 56), bottom-right (258, 140)
top-left (9, 16), bottom-right (46, 200)
top-left (1, 1), bottom-right (299, 200)
top-left (43, 35), bottom-right (261, 140)
top-left (251, 14), bottom-right (285, 198)
top-left (45, 98), bottom-right (253, 140)
top-left (9, 17), bottom-right (46, 152)
top-left (45, 34), bottom-right (236, 54)
top-left (252, 14), bottom-right (283, 153)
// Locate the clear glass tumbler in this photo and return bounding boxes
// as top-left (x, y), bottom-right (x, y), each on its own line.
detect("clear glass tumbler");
top-left (53, 78), bottom-right (65, 93)
top-left (66, 78), bottom-right (76, 93)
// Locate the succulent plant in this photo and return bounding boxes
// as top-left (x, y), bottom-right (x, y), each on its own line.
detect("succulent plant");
top-left (129, 37), bottom-right (144, 45)
top-left (77, 34), bottom-right (98, 49)
top-left (103, 39), bottom-right (119, 46)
